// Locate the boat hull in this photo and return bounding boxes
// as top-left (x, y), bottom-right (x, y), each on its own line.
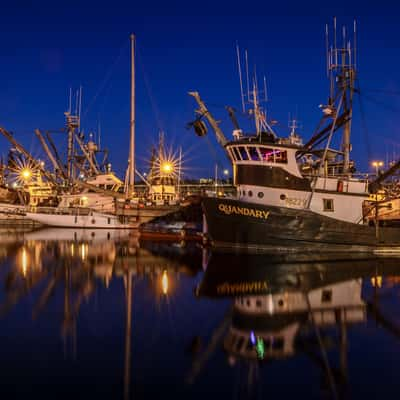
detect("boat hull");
top-left (25, 211), bottom-right (136, 229)
top-left (202, 197), bottom-right (400, 253)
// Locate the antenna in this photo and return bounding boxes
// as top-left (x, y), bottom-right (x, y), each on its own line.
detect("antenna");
top-left (334, 17), bottom-right (337, 65)
top-left (353, 19), bottom-right (357, 69)
top-left (325, 24), bottom-right (329, 77)
top-left (78, 86), bottom-right (82, 131)
top-left (245, 50), bottom-right (250, 99)
top-left (98, 118), bottom-right (101, 150)
top-left (68, 88), bottom-right (72, 113)
top-left (75, 89), bottom-right (79, 116)
top-left (236, 44), bottom-right (246, 112)
top-left (263, 75), bottom-right (268, 102)
top-left (342, 25), bottom-right (346, 49)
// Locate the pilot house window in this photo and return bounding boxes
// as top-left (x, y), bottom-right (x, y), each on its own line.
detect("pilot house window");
top-left (275, 150), bottom-right (288, 164)
top-left (259, 147), bottom-right (275, 162)
top-left (248, 146), bottom-right (260, 161)
top-left (238, 146), bottom-right (248, 160)
top-left (323, 198), bottom-right (334, 212)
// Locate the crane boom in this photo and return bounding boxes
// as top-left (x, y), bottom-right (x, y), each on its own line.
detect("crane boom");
top-left (188, 91), bottom-right (228, 147)
top-left (0, 127), bottom-right (57, 184)
top-left (74, 134), bottom-right (100, 175)
top-left (34, 129), bottom-right (66, 178)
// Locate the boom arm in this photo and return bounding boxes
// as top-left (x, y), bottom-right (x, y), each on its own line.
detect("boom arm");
top-left (0, 127), bottom-right (57, 184)
top-left (35, 129), bottom-right (67, 178)
top-left (188, 91), bottom-right (228, 147)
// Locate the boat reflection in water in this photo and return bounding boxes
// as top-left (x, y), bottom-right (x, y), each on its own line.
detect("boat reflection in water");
top-left (195, 252), bottom-right (400, 398)
top-left (1, 228), bottom-right (202, 399)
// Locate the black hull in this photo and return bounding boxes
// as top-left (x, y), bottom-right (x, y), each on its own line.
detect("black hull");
top-left (202, 197), bottom-right (400, 253)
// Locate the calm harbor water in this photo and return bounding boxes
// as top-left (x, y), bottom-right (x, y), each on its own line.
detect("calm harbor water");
top-left (1, 228), bottom-right (400, 399)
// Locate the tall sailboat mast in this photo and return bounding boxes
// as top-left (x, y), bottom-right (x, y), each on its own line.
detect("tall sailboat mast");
top-left (128, 33), bottom-right (136, 197)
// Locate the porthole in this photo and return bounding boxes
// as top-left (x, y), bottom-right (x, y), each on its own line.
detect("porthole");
top-left (257, 192), bottom-right (264, 198)
top-left (280, 194), bottom-right (286, 200)
top-left (248, 191), bottom-right (253, 197)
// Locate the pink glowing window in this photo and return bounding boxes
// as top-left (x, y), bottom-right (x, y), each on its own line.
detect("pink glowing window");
top-left (259, 147), bottom-right (275, 162)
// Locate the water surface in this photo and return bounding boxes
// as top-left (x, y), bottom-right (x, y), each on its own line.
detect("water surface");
top-left (0, 228), bottom-right (399, 399)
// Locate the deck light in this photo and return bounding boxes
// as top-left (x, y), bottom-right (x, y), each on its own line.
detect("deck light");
top-left (21, 168), bottom-right (32, 180)
top-left (161, 162), bottom-right (173, 174)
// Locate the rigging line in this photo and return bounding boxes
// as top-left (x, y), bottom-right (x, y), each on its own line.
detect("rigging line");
top-left (361, 89), bottom-right (400, 96)
top-left (355, 81), bottom-right (372, 162)
top-left (203, 135), bottom-right (224, 171)
top-left (82, 39), bottom-right (128, 120)
top-left (136, 45), bottom-right (164, 133)
top-left (355, 89), bottom-right (400, 114)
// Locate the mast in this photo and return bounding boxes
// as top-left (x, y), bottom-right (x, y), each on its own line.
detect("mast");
top-left (128, 34), bottom-right (136, 197)
top-left (327, 19), bottom-right (356, 175)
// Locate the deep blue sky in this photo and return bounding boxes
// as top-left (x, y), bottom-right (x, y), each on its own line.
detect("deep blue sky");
top-left (1, 1), bottom-right (400, 179)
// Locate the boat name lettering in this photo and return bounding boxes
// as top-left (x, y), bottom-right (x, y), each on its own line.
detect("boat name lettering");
top-left (217, 281), bottom-right (268, 294)
top-left (218, 204), bottom-right (270, 219)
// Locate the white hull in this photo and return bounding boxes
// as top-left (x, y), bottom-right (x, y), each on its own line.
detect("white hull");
top-left (26, 211), bottom-right (137, 229)
top-left (23, 227), bottom-right (132, 241)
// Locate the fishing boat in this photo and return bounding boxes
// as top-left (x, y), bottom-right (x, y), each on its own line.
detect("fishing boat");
top-left (190, 20), bottom-right (400, 254)
top-left (25, 207), bottom-right (134, 228)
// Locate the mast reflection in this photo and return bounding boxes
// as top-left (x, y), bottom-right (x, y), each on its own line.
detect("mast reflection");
top-left (0, 227), bottom-right (202, 399)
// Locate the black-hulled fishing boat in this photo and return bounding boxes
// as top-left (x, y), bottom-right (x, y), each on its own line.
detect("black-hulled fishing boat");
top-left (190, 20), bottom-right (400, 254)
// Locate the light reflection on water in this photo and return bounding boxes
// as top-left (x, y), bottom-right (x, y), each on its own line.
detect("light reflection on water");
top-left (1, 228), bottom-right (400, 399)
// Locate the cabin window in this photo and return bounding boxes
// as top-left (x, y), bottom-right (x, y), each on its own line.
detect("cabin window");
top-left (247, 146), bottom-right (260, 161)
top-left (108, 218), bottom-right (111, 224)
top-left (275, 150), bottom-right (288, 164)
top-left (238, 146), bottom-right (248, 160)
top-left (323, 198), bottom-right (334, 212)
top-left (248, 191), bottom-right (253, 197)
top-left (321, 289), bottom-right (332, 303)
top-left (256, 299), bottom-right (262, 307)
top-left (232, 147), bottom-right (241, 160)
top-left (259, 147), bottom-right (275, 162)
top-left (257, 192), bottom-right (264, 198)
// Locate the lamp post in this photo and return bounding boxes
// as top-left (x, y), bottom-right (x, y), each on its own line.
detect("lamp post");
top-left (223, 169), bottom-right (229, 183)
top-left (372, 161), bottom-right (383, 176)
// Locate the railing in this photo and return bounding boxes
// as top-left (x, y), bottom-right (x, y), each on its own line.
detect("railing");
top-left (28, 206), bottom-right (92, 216)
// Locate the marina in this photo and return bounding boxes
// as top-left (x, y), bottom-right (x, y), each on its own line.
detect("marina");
top-left (2, 5), bottom-right (400, 400)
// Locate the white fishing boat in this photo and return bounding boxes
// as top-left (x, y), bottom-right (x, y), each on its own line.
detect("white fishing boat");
top-left (190, 20), bottom-right (400, 254)
top-left (25, 207), bottom-right (135, 228)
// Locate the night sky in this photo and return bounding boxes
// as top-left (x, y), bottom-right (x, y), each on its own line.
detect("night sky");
top-left (1, 1), bottom-right (400, 180)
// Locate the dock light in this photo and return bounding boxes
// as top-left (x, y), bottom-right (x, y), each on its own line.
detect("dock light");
top-left (372, 161), bottom-right (384, 175)
top-left (161, 162), bottom-right (173, 174)
top-left (21, 168), bottom-right (32, 180)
